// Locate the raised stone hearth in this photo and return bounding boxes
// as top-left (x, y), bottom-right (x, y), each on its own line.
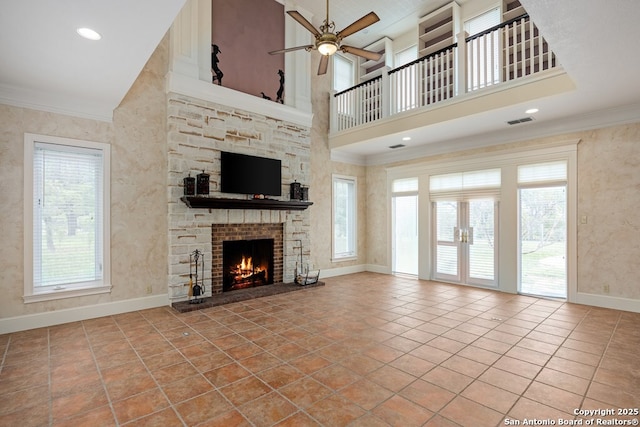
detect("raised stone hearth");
top-left (171, 280), bottom-right (324, 313)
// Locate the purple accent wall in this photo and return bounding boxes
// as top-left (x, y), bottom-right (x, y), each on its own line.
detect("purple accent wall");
top-left (211, 0), bottom-right (285, 100)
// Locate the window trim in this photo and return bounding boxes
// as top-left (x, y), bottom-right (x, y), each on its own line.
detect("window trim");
top-left (23, 133), bottom-right (111, 303)
top-left (332, 174), bottom-right (358, 261)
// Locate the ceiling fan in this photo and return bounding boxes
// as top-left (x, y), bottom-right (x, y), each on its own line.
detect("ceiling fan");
top-left (269, 0), bottom-right (382, 75)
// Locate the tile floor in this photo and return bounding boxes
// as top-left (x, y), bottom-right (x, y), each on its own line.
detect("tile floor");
top-left (1, 272), bottom-right (638, 427)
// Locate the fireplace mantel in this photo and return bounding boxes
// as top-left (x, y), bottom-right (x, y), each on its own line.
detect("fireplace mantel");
top-left (180, 196), bottom-right (313, 211)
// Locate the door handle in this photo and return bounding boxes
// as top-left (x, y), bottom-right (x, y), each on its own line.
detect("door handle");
top-left (458, 228), bottom-right (472, 244)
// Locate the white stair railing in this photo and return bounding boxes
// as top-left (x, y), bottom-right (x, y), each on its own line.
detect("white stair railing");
top-left (331, 14), bottom-right (558, 133)
top-left (501, 14), bottom-right (556, 83)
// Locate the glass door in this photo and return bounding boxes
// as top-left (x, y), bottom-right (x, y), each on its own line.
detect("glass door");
top-left (392, 194), bottom-right (418, 275)
top-left (519, 185), bottom-right (567, 298)
top-left (434, 199), bottom-right (497, 287)
top-left (466, 199), bottom-right (497, 286)
top-left (434, 201), bottom-right (460, 281)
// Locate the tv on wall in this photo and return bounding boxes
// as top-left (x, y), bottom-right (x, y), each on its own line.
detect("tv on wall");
top-left (220, 151), bottom-right (282, 196)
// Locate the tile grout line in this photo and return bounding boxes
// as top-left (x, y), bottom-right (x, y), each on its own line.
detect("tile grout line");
top-left (576, 309), bottom-right (623, 415)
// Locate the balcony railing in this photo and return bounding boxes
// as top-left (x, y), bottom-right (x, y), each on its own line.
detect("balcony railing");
top-left (331, 14), bottom-right (558, 133)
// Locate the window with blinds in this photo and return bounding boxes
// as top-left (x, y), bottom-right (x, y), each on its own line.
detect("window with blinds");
top-left (429, 168), bottom-right (501, 200)
top-left (26, 135), bottom-right (110, 297)
top-left (465, 7), bottom-right (501, 90)
top-left (333, 54), bottom-right (354, 92)
top-left (333, 175), bottom-right (357, 259)
top-left (392, 177), bottom-right (418, 193)
top-left (395, 45), bottom-right (418, 68)
top-left (518, 161), bottom-right (567, 184)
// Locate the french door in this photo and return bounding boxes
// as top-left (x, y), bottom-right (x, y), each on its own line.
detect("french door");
top-left (433, 199), bottom-right (498, 287)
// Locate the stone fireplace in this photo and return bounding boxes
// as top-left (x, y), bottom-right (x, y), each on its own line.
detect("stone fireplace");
top-left (166, 91), bottom-right (311, 303)
top-left (212, 223), bottom-right (283, 293)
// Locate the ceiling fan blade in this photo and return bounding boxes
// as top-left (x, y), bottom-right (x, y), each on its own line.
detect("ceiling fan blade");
top-left (269, 45), bottom-right (314, 55)
top-left (336, 12), bottom-right (380, 40)
top-left (287, 10), bottom-right (321, 37)
top-left (341, 45), bottom-right (382, 61)
top-left (318, 54), bottom-right (329, 75)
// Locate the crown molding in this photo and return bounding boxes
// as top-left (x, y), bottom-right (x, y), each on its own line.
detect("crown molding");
top-left (0, 83), bottom-right (114, 122)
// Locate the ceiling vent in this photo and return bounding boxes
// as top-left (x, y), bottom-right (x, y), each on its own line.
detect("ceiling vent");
top-left (389, 144), bottom-right (406, 149)
top-left (507, 117), bottom-right (534, 125)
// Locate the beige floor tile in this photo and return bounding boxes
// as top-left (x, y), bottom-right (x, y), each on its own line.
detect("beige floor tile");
top-left (1, 273), bottom-right (638, 427)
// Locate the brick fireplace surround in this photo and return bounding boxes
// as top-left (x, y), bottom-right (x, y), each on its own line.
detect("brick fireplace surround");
top-left (211, 223), bottom-right (284, 294)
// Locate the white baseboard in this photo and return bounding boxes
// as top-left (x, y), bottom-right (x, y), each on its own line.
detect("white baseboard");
top-left (319, 264), bottom-right (392, 279)
top-left (319, 264), bottom-right (366, 278)
top-left (365, 264), bottom-right (392, 275)
top-left (574, 292), bottom-right (640, 314)
top-left (0, 294), bottom-right (169, 334)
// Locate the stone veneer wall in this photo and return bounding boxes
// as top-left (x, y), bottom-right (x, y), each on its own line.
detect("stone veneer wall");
top-left (167, 92), bottom-right (311, 302)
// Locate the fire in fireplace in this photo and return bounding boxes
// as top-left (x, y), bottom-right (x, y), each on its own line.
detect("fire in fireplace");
top-left (223, 239), bottom-right (274, 292)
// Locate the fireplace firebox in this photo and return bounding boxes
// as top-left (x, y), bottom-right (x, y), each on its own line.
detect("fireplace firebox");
top-left (223, 239), bottom-right (274, 292)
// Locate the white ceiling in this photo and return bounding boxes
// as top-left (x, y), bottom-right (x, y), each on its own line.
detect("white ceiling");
top-left (1, 0), bottom-right (639, 162)
top-left (0, 0), bottom-right (186, 121)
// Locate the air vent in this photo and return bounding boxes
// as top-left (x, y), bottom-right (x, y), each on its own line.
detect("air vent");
top-left (507, 117), bottom-right (534, 125)
top-left (389, 144), bottom-right (406, 149)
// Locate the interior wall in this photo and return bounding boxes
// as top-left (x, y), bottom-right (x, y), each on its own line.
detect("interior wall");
top-left (309, 54), bottom-right (368, 272)
top-left (0, 35), bottom-right (170, 320)
top-left (365, 122), bottom-right (640, 303)
top-left (211, 0), bottom-right (285, 100)
top-left (577, 123), bottom-right (640, 299)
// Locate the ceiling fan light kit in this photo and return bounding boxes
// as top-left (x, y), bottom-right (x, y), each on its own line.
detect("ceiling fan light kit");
top-left (317, 40), bottom-right (338, 56)
top-left (269, 0), bottom-right (381, 75)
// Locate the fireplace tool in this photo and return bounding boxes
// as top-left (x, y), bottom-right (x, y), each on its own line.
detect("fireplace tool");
top-left (189, 249), bottom-right (205, 304)
top-left (293, 240), bottom-right (320, 286)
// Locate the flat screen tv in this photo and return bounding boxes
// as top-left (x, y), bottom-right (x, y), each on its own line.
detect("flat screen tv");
top-left (220, 151), bottom-right (282, 196)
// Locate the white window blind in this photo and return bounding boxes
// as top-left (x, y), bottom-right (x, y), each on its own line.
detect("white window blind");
top-left (465, 7), bottom-right (501, 90)
top-left (333, 175), bottom-right (357, 259)
top-left (392, 177), bottom-right (418, 193)
top-left (518, 161), bottom-right (567, 184)
top-left (33, 142), bottom-right (104, 289)
top-left (464, 7), bottom-right (500, 36)
top-left (333, 54), bottom-right (354, 92)
top-left (430, 168), bottom-right (501, 200)
top-left (395, 45), bottom-right (418, 67)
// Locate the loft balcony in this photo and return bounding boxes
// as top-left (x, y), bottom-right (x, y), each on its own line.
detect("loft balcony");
top-left (329, 14), bottom-right (573, 155)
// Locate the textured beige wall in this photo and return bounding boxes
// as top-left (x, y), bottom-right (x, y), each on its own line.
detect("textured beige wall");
top-left (577, 123), bottom-right (640, 299)
top-left (309, 57), bottom-right (368, 271)
top-left (0, 35), bottom-right (169, 319)
top-left (365, 123), bottom-right (640, 300)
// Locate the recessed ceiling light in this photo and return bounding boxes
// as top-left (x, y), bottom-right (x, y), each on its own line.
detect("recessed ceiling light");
top-left (77, 27), bottom-right (102, 41)
top-left (525, 108), bottom-right (539, 114)
top-left (402, 137), bottom-right (411, 141)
